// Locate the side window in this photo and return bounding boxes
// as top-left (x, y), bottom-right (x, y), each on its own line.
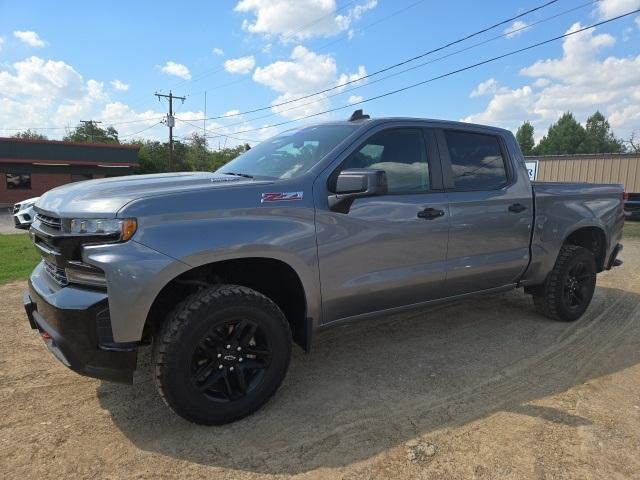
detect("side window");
top-left (6, 173), bottom-right (32, 190)
top-left (341, 129), bottom-right (429, 194)
top-left (444, 131), bottom-right (508, 189)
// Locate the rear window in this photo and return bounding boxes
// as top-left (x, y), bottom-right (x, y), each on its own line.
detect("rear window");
top-left (445, 131), bottom-right (508, 190)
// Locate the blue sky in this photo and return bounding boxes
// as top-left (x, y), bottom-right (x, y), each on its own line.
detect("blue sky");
top-left (0, 0), bottom-right (639, 145)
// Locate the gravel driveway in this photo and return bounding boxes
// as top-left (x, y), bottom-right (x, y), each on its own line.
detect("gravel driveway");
top-left (1, 242), bottom-right (640, 479)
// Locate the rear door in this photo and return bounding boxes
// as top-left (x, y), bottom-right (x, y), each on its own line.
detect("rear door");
top-left (315, 126), bottom-right (450, 323)
top-left (437, 128), bottom-right (533, 296)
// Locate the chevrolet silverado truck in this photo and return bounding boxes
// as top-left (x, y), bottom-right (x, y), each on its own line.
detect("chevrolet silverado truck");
top-left (24, 112), bottom-right (624, 425)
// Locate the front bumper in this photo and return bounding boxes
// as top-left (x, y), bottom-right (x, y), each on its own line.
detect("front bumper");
top-left (24, 262), bottom-right (137, 383)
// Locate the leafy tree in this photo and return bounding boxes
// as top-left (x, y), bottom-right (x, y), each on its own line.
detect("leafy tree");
top-left (580, 111), bottom-right (624, 154)
top-left (133, 135), bottom-right (247, 174)
top-left (626, 131), bottom-right (640, 153)
top-left (12, 129), bottom-right (48, 140)
top-left (536, 112), bottom-right (586, 155)
top-left (63, 121), bottom-right (120, 144)
top-left (516, 121), bottom-right (535, 155)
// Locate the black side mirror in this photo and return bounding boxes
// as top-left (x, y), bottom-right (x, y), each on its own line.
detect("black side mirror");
top-left (328, 168), bottom-right (388, 212)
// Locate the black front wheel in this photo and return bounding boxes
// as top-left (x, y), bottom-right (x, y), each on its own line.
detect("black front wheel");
top-left (153, 285), bottom-right (292, 425)
top-left (532, 245), bottom-right (597, 322)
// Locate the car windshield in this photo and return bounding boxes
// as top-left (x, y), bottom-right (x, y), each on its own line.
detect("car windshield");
top-left (216, 124), bottom-right (358, 179)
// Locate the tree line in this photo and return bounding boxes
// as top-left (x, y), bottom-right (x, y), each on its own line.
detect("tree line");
top-left (12, 121), bottom-right (250, 174)
top-left (11, 112), bottom-right (639, 173)
top-left (515, 111), bottom-right (637, 156)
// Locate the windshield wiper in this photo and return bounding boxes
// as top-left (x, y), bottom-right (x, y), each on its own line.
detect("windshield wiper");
top-left (222, 172), bottom-right (254, 179)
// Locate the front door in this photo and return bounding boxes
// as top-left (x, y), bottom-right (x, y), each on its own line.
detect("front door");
top-left (315, 127), bottom-right (450, 324)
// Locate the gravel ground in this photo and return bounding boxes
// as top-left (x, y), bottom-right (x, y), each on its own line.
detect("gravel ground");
top-left (0, 211), bottom-right (19, 234)
top-left (1, 242), bottom-right (640, 479)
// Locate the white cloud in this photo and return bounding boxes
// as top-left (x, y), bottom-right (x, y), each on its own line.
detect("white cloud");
top-left (212, 47), bottom-right (224, 56)
top-left (13, 30), bottom-right (46, 48)
top-left (504, 20), bottom-right (529, 38)
top-left (234, 0), bottom-right (377, 41)
top-left (110, 79), bottom-right (129, 91)
top-left (224, 109), bottom-right (241, 117)
top-left (159, 61), bottom-right (191, 80)
top-left (224, 55), bottom-right (256, 75)
top-left (253, 45), bottom-right (366, 119)
top-left (348, 95), bottom-right (363, 104)
top-left (469, 78), bottom-right (501, 98)
top-left (636, 15), bottom-right (640, 27)
top-left (0, 55), bottom-right (268, 146)
top-left (464, 23), bottom-right (640, 140)
top-left (596, 0), bottom-right (640, 19)
top-left (0, 37), bottom-right (4, 52)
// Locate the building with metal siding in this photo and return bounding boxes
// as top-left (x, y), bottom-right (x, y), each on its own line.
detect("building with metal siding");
top-left (0, 137), bottom-right (139, 206)
top-left (527, 153), bottom-right (640, 192)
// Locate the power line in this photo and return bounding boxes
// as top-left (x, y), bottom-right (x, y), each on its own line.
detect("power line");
top-left (182, 0), bottom-right (561, 123)
top-left (176, 118), bottom-right (259, 144)
top-left (119, 121), bottom-right (164, 139)
top-left (210, 9), bottom-right (640, 138)
top-left (218, 0), bottom-right (601, 130)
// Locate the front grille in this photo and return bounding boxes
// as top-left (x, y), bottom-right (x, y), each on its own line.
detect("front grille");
top-left (36, 213), bottom-right (62, 230)
top-left (43, 259), bottom-right (68, 286)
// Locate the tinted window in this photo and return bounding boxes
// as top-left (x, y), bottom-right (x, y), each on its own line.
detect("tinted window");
top-left (217, 125), bottom-right (357, 179)
top-left (445, 131), bottom-right (508, 189)
top-left (6, 173), bottom-right (31, 189)
top-left (341, 129), bottom-right (429, 194)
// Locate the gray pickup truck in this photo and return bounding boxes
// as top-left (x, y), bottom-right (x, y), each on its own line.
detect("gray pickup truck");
top-left (24, 112), bottom-right (624, 424)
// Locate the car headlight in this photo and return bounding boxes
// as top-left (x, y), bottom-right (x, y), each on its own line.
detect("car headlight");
top-left (68, 218), bottom-right (137, 241)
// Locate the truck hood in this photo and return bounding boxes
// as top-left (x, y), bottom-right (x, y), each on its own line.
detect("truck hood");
top-left (35, 172), bottom-right (263, 218)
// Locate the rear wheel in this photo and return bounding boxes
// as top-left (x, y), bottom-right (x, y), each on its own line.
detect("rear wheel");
top-left (532, 245), bottom-right (597, 322)
top-left (153, 284), bottom-right (292, 425)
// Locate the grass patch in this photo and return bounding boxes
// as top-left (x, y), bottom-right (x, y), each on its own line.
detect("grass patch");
top-left (623, 221), bottom-right (640, 239)
top-left (0, 233), bottom-right (40, 285)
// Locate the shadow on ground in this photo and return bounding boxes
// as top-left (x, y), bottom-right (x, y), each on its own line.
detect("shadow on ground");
top-left (97, 285), bottom-right (640, 474)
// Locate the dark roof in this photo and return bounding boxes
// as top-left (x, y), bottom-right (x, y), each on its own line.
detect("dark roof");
top-left (0, 137), bottom-right (139, 167)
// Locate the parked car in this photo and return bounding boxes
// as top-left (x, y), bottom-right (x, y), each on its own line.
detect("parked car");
top-left (11, 197), bottom-right (39, 229)
top-left (23, 112), bottom-right (624, 425)
top-left (623, 192), bottom-right (640, 219)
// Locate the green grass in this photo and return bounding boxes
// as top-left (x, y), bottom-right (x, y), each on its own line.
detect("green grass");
top-left (623, 221), bottom-right (640, 239)
top-left (0, 233), bottom-right (41, 285)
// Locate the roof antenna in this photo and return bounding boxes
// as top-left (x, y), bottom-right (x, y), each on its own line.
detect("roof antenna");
top-left (348, 109), bottom-right (370, 121)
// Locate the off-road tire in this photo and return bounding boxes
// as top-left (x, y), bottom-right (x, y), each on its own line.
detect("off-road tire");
top-left (153, 284), bottom-right (292, 425)
top-left (532, 245), bottom-right (597, 322)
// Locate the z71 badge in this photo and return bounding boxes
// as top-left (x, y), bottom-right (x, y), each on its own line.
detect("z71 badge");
top-left (261, 192), bottom-right (304, 203)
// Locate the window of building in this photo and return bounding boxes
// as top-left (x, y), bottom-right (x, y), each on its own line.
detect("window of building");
top-left (444, 131), bottom-right (508, 190)
top-left (340, 129), bottom-right (430, 194)
top-left (71, 174), bottom-right (93, 182)
top-left (5, 173), bottom-right (31, 190)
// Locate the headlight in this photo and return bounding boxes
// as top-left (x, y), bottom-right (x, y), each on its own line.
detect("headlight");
top-left (68, 218), bottom-right (137, 241)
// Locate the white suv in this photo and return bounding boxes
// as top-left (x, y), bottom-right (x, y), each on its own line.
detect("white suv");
top-left (11, 197), bottom-right (39, 230)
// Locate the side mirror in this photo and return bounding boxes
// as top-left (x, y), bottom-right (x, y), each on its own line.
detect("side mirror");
top-left (328, 168), bottom-right (388, 212)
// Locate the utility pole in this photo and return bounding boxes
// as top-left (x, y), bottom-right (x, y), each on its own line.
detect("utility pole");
top-left (80, 120), bottom-right (102, 142)
top-left (154, 90), bottom-right (186, 170)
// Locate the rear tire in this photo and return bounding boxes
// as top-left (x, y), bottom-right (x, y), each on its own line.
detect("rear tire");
top-left (153, 284), bottom-right (292, 425)
top-left (532, 245), bottom-right (597, 322)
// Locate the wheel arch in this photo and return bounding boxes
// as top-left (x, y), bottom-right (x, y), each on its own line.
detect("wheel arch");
top-left (562, 224), bottom-right (608, 272)
top-left (144, 256), bottom-right (313, 351)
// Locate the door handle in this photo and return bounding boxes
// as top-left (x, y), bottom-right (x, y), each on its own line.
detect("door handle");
top-left (508, 203), bottom-right (527, 213)
top-left (417, 207), bottom-right (445, 220)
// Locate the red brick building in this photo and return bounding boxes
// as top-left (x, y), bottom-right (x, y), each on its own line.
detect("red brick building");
top-left (0, 138), bottom-right (139, 206)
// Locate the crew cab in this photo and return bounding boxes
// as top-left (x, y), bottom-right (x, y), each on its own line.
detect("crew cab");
top-left (23, 112), bottom-right (624, 424)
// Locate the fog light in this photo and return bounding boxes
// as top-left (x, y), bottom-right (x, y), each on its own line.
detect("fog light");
top-left (65, 267), bottom-right (107, 287)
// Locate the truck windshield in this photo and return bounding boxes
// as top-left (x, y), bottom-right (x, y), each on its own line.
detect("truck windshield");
top-left (216, 124), bottom-right (358, 179)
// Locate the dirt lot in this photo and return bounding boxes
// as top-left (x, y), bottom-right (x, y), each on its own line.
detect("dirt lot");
top-left (1, 243), bottom-right (640, 479)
